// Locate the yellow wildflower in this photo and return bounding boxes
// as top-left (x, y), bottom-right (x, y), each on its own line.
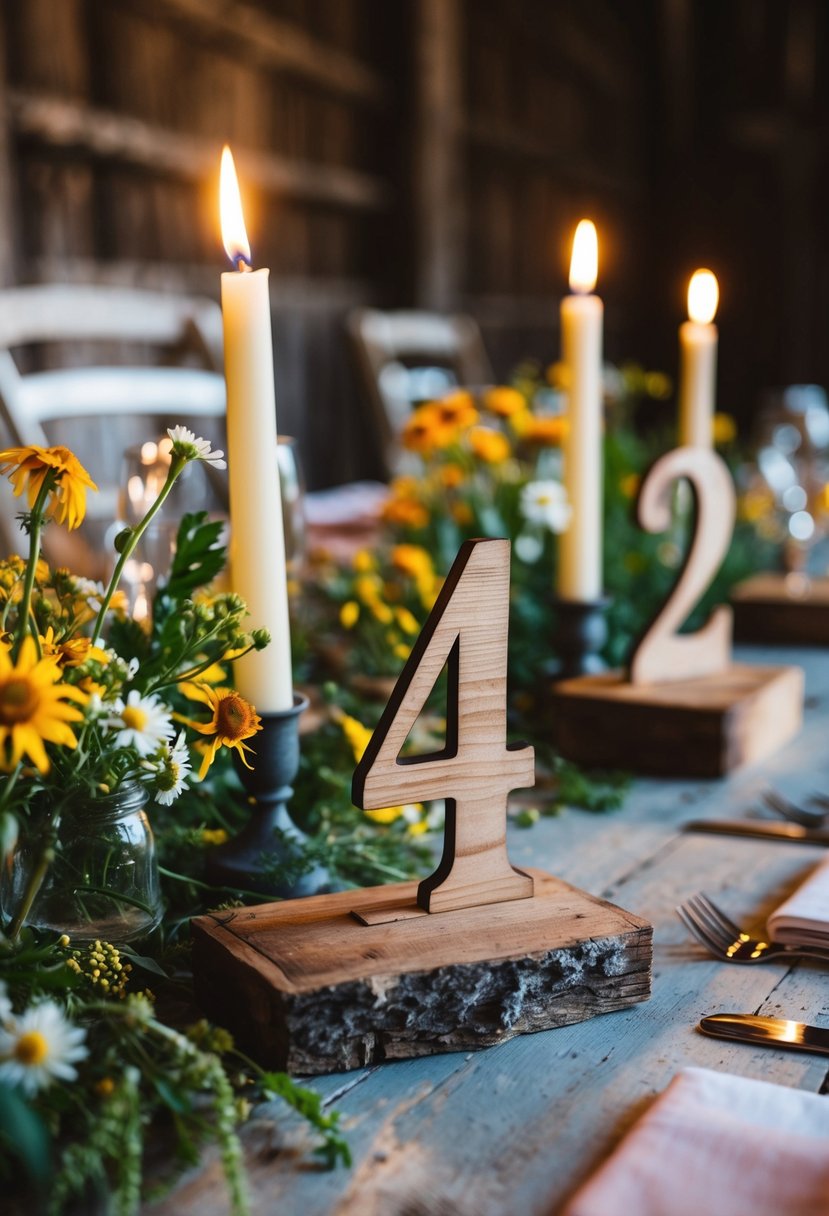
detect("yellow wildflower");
top-left (546, 362), bottom-right (570, 390)
top-left (336, 711), bottom-right (374, 763)
top-left (352, 549), bottom-right (375, 573)
top-left (339, 601), bottom-right (360, 629)
top-left (712, 413), bottom-right (737, 445)
top-left (619, 474), bottom-right (641, 499)
top-left (402, 404), bottom-right (455, 455)
top-left (365, 806), bottom-right (404, 824)
top-left (354, 574), bottom-right (383, 605)
top-left (370, 600), bottom-right (394, 625)
top-left (438, 463), bottom-right (465, 489)
top-left (468, 426), bottom-right (511, 464)
top-left (177, 684), bottom-right (262, 779)
top-left (0, 445), bottom-right (97, 530)
top-left (39, 628), bottom-right (108, 669)
top-left (381, 498), bottom-right (430, 529)
top-left (390, 545), bottom-right (433, 581)
top-left (394, 642), bottom-right (412, 661)
top-left (521, 416), bottom-right (568, 447)
top-left (395, 607), bottom-right (420, 636)
top-left (0, 636), bottom-right (87, 773)
top-left (451, 502), bottom-right (474, 526)
top-left (483, 386), bottom-right (524, 418)
top-left (201, 828), bottom-right (229, 846)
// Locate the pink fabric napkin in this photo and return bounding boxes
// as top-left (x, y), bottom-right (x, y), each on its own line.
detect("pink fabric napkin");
top-left (562, 1067), bottom-right (829, 1216)
top-left (767, 854), bottom-right (829, 946)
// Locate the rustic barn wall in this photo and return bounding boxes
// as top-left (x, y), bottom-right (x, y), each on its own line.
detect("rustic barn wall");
top-left (1, 1), bottom-right (828, 484)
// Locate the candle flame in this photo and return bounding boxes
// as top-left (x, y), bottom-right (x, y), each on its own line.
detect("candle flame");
top-left (569, 220), bottom-right (598, 294)
top-left (688, 269), bottom-right (718, 324)
top-left (220, 145), bottom-right (251, 267)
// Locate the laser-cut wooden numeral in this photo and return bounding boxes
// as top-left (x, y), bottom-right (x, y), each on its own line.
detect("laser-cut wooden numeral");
top-left (629, 445), bottom-right (735, 685)
top-left (352, 539), bottom-right (534, 913)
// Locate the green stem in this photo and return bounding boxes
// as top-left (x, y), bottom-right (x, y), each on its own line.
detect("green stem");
top-left (14, 471), bottom-right (57, 657)
top-left (157, 865), bottom-right (275, 903)
top-left (7, 828), bottom-right (56, 942)
top-left (0, 761), bottom-right (23, 815)
top-left (71, 884), bottom-right (156, 916)
top-left (91, 454), bottom-right (189, 645)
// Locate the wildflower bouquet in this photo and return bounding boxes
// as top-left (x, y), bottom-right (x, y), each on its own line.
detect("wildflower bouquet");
top-left (0, 428), bottom-right (271, 942)
top-left (0, 429), bottom-right (360, 1214)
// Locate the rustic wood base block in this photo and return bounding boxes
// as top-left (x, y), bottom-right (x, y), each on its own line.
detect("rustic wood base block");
top-left (191, 869), bottom-right (652, 1075)
top-left (732, 573), bottom-right (829, 645)
top-left (551, 663), bottom-right (804, 778)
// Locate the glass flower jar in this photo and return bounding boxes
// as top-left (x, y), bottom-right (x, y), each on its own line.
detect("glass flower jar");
top-left (2, 782), bottom-right (162, 943)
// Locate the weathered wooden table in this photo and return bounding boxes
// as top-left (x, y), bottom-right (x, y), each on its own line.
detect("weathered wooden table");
top-left (150, 644), bottom-right (829, 1216)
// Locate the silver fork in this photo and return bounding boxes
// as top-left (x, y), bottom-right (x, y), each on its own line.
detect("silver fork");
top-left (676, 893), bottom-right (829, 965)
top-left (761, 789), bottom-right (829, 829)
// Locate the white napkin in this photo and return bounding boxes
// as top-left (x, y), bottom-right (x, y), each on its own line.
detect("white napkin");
top-left (767, 854), bottom-right (829, 946)
top-left (562, 1067), bottom-right (829, 1216)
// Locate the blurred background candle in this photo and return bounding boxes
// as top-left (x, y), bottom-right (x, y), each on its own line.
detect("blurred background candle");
top-left (678, 269), bottom-right (719, 448)
top-left (558, 219), bottom-right (604, 602)
top-left (220, 145), bottom-right (293, 712)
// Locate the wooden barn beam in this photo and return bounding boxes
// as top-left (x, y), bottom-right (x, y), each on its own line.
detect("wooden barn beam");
top-left (0, 10), bottom-right (17, 284)
top-left (413, 0), bottom-right (464, 311)
top-left (31, 256), bottom-right (378, 314)
top-left (113, 0), bottom-right (388, 106)
top-left (8, 90), bottom-right (391, 213)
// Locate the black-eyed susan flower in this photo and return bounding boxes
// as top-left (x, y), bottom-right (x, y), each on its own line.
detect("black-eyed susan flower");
top-left (179, 684), bottom-right (262, 778)
top-left (0, 444), bottom-right (97, 530)
top-left (0, 636), bottom-right (87, 773)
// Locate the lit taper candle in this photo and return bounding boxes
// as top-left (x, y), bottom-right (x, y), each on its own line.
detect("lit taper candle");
top-left (678, 269), bottom-right (719, 448)
top-left (219, 145), bottom-right (293, 711)
top-left (558, 219), bottom-right (604, 602)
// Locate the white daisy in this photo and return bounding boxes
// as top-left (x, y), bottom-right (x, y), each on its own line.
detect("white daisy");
top-left (105, 690), bottom-right (174, 756)
top-left (0, 1001), bottom-right (87, 1096)
top-left (154, 731), bottom-right (192, 806)
top-left (167, 426), bottom-right (227, 469)
top-left (519, 479), bottom-right (572, 534)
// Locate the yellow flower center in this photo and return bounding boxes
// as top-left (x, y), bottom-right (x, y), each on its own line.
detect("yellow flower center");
top-left (216, 693), bottom-right (256, 741)
top-left (0, 676), bottom-right (39, 725)
top-left (14, 1030), bottom-right (49, 1066)
top-left (122, 706), bottom-right (148, 732)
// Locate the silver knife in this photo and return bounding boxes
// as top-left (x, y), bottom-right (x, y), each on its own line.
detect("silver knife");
top-left (684, 819), bottom-right (829, 845)
top-left (699, 1013), bottom-right (829, 1055)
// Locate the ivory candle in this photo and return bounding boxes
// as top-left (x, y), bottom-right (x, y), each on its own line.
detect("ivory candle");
top-left (220, 146), bottom-right (293, 712)
top-left (678, 269), bottom-right (719, 448)
top-left (558, 219), bottom-right (604, 602)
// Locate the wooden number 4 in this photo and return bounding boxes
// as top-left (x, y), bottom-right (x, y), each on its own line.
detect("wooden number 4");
top-left (352, 539), bottom-right (535, 914)
top-left (629, 445), bottom-right (736, 685)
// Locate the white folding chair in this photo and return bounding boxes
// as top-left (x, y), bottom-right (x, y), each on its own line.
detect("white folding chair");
top-left (0, 285), bottom-right (227, 572)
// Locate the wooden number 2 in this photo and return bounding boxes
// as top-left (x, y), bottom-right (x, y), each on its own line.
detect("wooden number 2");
top-left (352, 539), bottom-right (534, 913)
top-left (629, 445), bottom-right (735, 685)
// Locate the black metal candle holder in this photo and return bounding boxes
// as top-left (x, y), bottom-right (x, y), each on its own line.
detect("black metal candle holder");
top-left (206, 693), bottom-right (332, 898)
top-left (553, 597), bottom-right (610, 680)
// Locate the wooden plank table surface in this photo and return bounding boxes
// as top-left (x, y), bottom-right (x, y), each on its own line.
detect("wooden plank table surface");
top-left (149, 643), bottom-right (829, 1216)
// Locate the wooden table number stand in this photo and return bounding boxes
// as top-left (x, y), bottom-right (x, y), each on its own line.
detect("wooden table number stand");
top-left (552, 447), bottom-right (804, 778)
top-left (192, 540), bottom-right (652, 1074)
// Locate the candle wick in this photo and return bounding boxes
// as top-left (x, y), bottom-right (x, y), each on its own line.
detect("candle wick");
top-left (234, 253), bottom-right (253, 273)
